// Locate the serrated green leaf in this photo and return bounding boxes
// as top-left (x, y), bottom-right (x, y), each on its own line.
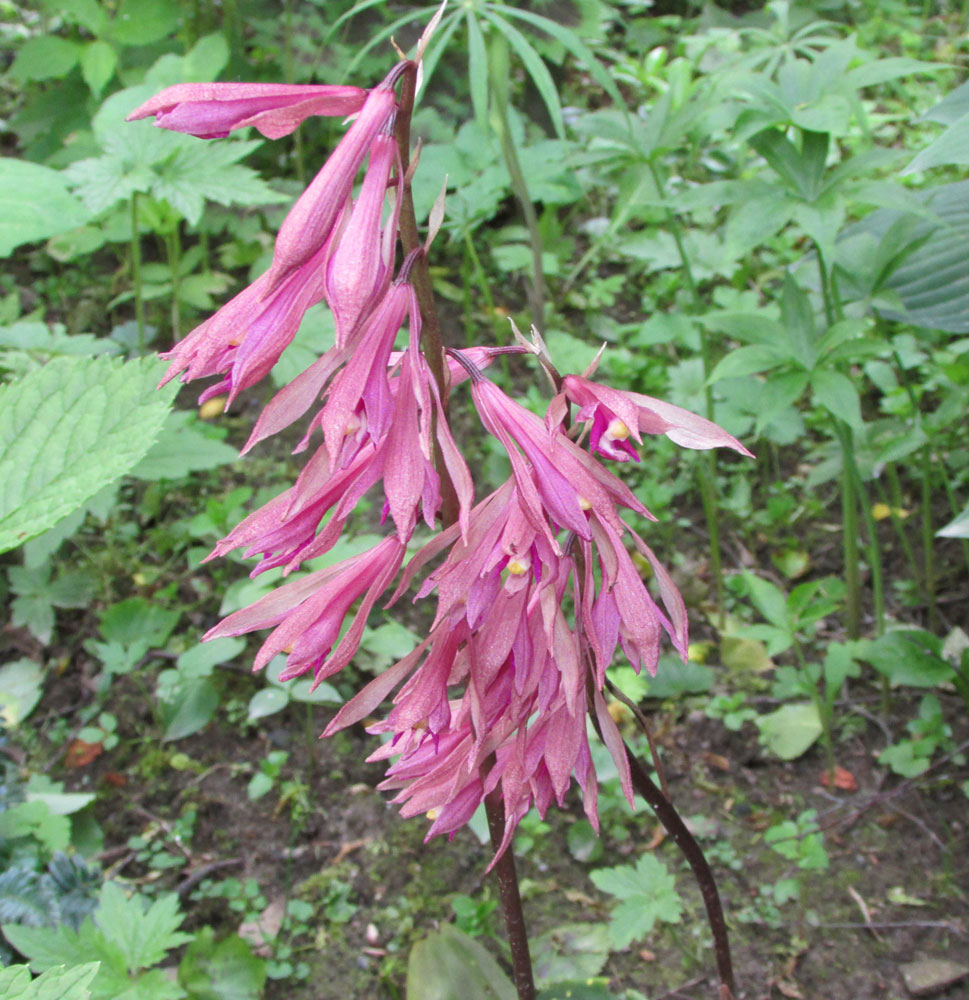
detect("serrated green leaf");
top-left (0, 356), bottom-right (176, 553)
top-left (0, 160), bottom-right (90, 258)
top-left (531, 923), bottom-right (609, 988)
top-left (94, 884), bottom-right (191, 971)
top-left (0, 961), bottom-right (100, 1000)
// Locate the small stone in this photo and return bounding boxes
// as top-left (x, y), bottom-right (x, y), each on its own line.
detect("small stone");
top-left (900, 958), bottom-right (969, 997)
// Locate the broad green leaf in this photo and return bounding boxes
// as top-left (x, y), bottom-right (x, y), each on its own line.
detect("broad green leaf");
top-left (0, 961), bottom-right (100, 1000)
top-left (536, 984), bottom-right (613, 1000)
top-left (132, 410), bottom-right (238, 480)
top-left (855, 631), bottom-right (953, 688)
top-left (589, 854), bottom-right (681, 949)
top-left (247, 687), bottom-right (289, 721)
top-left (742, 573), bottom-right (791, 630)
top-left (0, 356), bottom-right (176, 553)
top-left (406, 925), bottom-right (516, 1000)
top-left (48, 0), bottom-right (109, 34)
top-left (25, 775), bottom-right (95, 815)
top-left (938, 502), bottom-right (969, 538)
top-left (921, 78), bottom-right (969, 125)
top-left (177, 928), bottom-right (265, 1000)
top-left (10, 37), bottom-right (81, 84)
top-left (531, 923), bottom-right (609, 988)
top-left (80, 41), bottom-right (116, 97)
top-left (811, 369), bottom-right (863, 429)
top-left (0, 160), bottom-right (90, 258)
top-left (108, 0), bottom-right (181, 46)
top-left (905, 111), bottom-right (969, 173)
top-left (757, 702), bottom-right (823, 759)
top-left (177, 637), bottom-right (245, 675)
top-left (100, 598), bottom-right (179, 650)
top-left (160, 677), bottom-right (219, 741)
top-left (842, 180), bottom-right (969, 332)
top-left (0, 659), bottom-right (44, 726)
top-left (708, 344), bottom-right (786, 383)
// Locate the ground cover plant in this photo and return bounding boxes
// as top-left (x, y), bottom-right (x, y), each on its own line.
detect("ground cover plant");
top-left (1, 1), bottom-right (968, 999)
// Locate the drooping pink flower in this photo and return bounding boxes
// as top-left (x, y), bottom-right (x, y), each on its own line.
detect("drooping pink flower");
top-left (562, 374), bottom-right (753, 461)
top-left (469, 375), bottom-right (649, 546)
top-left (206, 535), bottom-right (404, 684)
top-left (158, 238), bottom-right (331, 404)
top-left (126, 82), bottom-right (368, 139)
top-left (267, 76), bottom-right (400, 289)
top-left (324, 129), bottom-right (400, 346)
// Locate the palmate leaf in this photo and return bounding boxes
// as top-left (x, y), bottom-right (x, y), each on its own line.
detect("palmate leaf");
top-left (0, 962), bottom-right (100, 1000)
top-left (0, 355), bottom-right (177, 553)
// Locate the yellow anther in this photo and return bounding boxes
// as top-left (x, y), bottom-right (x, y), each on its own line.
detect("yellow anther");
top-left (506, 556), bottom-right (530, 576)
top-left (606, 417), bottom-right (630, 440)
top-left (426, 808), bottom-right (439, 821)
top-left (578, 496), bottom-right (592, 510)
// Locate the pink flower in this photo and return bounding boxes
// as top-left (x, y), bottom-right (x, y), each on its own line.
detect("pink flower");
top-left (469, 375), bottom-right (648, 546)
top-left (267, 79), bottom-right (399, 288)
top-left (206, 535), bottom-right (405, 683)
top-left (126, 82), bottom-right (368, 139)
top-left (324, 129), bottom-right (400, 346)
top-left (562, 374), bottom-right (754, 462)
top-left (158, 239), bottom-right (330, 404)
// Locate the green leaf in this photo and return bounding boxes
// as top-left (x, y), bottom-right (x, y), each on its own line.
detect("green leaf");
top-left (50, 0), bottom-right (109, 34)
top-left (94, 884), bottom-right (192, 971)
top-left (100, 598), bottom-right (179, 651)
top-left (641, 654), bottom-right (714, 698)
top-left (708, 344), bottom-right (786, 382)
top-left (131, 410), bottom-right (238, 480)
top-left (757, 702), bottom-right (823, 760)
top-left (531, 923), bottom-right (609, 988)
top-left (80, 42), bottom-right (117, 97)
top-left (0, 659), bottom-right (44, 725)
top-left (177, 928), bottom-right (265, 1000)
top-left (855, 631), bottom-right (953, 688)
top-left (938, 502), bottom-right (969, 538)
top-left (247, 687), bottom-right (289, 721)
top-left (842, 180), bottom-right (969, 332)
top-left (10, 37), bottom-right (81, 84)
top-left (159, 677), bottom-right (219, 741)
top-left (0, 961), bottom-right (100, 1000)
top-left (589, 854), bottom-right (681, 949)
top-left (406, 925), bottom-right (516, 1000)
top-left (742, 573), bottom-right (791, 630)
top-left (177, 637), bottom-right (244, 676)
top-left (108, 0), bottom-right (182, 46)
top-left (0, 160), bottom-right (90, 258)
top-left (811, 369), bottom-right (863, 429)
top-left (0, 356), bottom-right (176, 553)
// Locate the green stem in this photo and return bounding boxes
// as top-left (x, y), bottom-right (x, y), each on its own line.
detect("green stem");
top-left (882, 463), bottom-right (921, 583)
top-left (647, 160), bottom-right (725, 627)
top-left (833, 420), bottom-right (862, 639)
top-left (462, 227), bottom-right (511, 381)
top-left (794, 637), bottom-right (836, 782)
top-left (936, 451), bottom-right (969, 579)
top-left (167, 224), bottom-right (182, 341)
top-left (921, 445), bottom-right (939, 632)
top-left (489, 35), bottom-right (545, 330)
top-left (131, 194), bottom-right (145, 353)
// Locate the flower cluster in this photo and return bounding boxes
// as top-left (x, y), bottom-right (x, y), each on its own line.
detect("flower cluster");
top-left (131, 52), bottom-right (750, 861)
